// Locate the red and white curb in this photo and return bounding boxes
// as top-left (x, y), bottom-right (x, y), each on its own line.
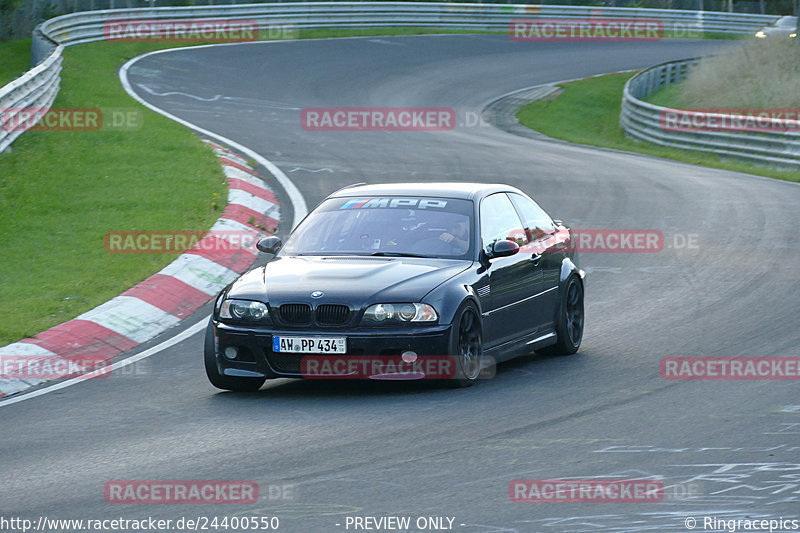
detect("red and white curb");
top-left (0, 140), bottom-right (279, 397)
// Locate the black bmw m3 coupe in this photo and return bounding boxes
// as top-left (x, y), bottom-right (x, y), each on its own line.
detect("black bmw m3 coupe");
top-left (205, 182), bottom-right (585, 390)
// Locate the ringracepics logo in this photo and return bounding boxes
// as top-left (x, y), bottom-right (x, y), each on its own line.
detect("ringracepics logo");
top-left (510, 18), bottom-right (663, 41)
top-left (660, 108), bottom-right (800, 133)
top-left (509, 479), bottom-right (664, 502)
top-left (301, 108), bottom-right (455, 131)
top-left (0, 107), bottom-right (142, 131)
top-left (104, 481), bottom-right (258, 504)
top-left (103, 19), bottom-right (259, 43)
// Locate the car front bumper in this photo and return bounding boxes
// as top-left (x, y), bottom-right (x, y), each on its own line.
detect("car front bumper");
top-left (211, 321), bottom-right (453, 379)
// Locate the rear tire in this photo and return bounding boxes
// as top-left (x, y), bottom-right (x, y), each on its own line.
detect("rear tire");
top-left (537, 275), bottom-right (584, 356)
top-left (204, 319), bottom-right (266, 392)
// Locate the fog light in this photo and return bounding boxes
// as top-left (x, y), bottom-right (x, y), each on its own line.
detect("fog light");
top-left (401, 351), bottom-right (417, 363)
top-left (224, 346), bottom-right (238, 360)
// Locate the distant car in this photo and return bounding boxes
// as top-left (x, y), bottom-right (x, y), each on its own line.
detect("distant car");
top-left (205, 182), bottom-right (585, 391)
top-left (754, 15), bottom-right (797, 39)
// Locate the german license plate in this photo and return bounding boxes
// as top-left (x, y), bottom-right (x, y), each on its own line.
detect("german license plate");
top-left (273, 336), bottom-right (346, 354)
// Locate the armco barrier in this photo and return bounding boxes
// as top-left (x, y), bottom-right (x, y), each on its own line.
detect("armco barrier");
top-left (0, 2), bottom-right (780, 155)
top-left (0, 45), bottom-right (63, 153)
top-left (620, 58), bottom-right (800, 168)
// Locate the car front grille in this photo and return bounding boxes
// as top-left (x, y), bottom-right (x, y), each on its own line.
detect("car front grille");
top-left (316, 304), bottom-right (350, 325)
top-left (279, 304), bottom-right (312, 325)
top-left (275, 303), bottom-right (351, 327)
top-left (267, 350), bottom-right (302, 373)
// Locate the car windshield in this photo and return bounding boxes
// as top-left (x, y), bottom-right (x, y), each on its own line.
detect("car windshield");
top-left (281, 195), bottom-right (474, 259)
top-left (777, 16), bottom-right (797, 27)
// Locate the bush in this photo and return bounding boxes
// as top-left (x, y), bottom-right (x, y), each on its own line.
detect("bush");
top-left (675, 40), bottom-right (800, 108)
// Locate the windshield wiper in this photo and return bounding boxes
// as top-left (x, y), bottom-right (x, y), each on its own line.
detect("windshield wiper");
top-left (370, 251), bottom-right (431, 258)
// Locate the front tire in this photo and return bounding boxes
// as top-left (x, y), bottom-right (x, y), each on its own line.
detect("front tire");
top-left (204, 319), bottom-right (266, 392)
top-left (538, 275), bottom-right (584, 355)
top-left (446, 302), bottom-right (483, 387)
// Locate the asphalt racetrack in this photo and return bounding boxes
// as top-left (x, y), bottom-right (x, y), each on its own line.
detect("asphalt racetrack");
top-left (3, 36), bottom-right (800, 532)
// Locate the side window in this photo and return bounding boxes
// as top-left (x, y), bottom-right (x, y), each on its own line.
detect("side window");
top-left (509, 193), bottom-right (555, 243)
top-left (479, 193), bottom-right (526, 252)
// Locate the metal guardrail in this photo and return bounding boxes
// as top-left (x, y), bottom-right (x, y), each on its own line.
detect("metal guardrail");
top-left (35, 3), bottom-right (778, 52)
top-left (0, 2), bottom-right (781, 155)
top-left (0, 46), bottom-right (63, 153)
top-left (620, 58), bottom-right (800, 169)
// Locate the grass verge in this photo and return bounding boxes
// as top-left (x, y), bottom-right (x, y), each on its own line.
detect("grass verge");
top-left (515, 72), bottom-right (800, 182)
top-left (0, 41), bottom-right (229, 345)
top-left (0, 38), bottom-right (32, 86)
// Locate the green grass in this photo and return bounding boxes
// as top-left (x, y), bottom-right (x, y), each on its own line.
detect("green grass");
top-left (516, 72), bottom-right (800, 182)
top-left (0, 38), bottom-right (32, 86)
top-left (645, 82), bottom-right (686, 108)
top-left (0, 41), bottom-right (228, 345)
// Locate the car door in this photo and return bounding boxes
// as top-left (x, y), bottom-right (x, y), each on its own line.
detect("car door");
top-left (508, 192), bottom-right (560, 331)
top-left (479, 192), bottom-right (543, 349)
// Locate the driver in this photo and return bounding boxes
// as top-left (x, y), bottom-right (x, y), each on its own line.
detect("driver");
top-left (439, 220), bottom-right (469, 253)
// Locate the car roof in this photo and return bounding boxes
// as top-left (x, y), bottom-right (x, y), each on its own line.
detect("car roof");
top-left (328, 182), bottom-right (525, 201)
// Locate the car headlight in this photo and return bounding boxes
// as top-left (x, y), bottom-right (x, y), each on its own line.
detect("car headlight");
top-left (790, 32), bottom-right (797, 38)
top-left (755, 31), bottom-right (766, 38)
top-left (219, 299), bottom-right (270, 321)
top-left (362, 303), bottom-right (438, 324)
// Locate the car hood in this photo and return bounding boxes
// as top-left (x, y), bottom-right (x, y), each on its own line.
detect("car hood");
top-left (226, 255), bottom-right (471, 305)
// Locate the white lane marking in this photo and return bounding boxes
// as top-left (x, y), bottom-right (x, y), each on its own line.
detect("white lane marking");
top-left (76, 295), bottom-right (182, 344)
top-left (137, 85), bottom-right (303, 111)
top-left (288, 167), bottom-right (333, 173)
top-left (367, 39), bottom-right (405, 46)
top-left (137, 84), bottom-right (225, 101)
top-left (119, 47), bottom-right (308, 229)
top-left (0, 318), bottom-right (207, 408)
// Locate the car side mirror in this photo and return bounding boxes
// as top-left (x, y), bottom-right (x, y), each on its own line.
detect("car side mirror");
top-left (256, 236), bottom-right (282, 255)
top-left (486, 239), bottom-right (520, 259)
